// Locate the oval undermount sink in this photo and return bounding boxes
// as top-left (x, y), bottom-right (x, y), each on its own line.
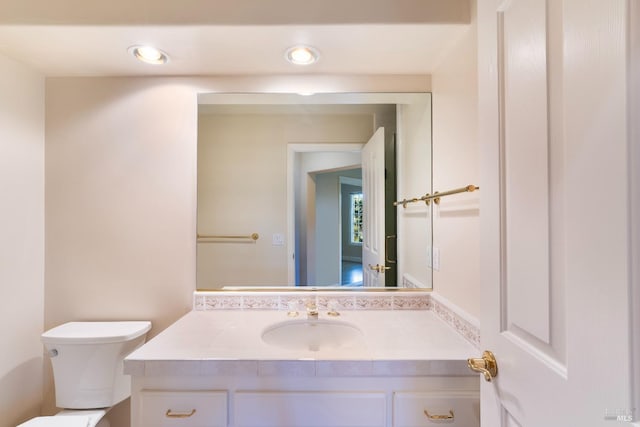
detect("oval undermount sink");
top-left (261, 319), bottom-right (363, 352)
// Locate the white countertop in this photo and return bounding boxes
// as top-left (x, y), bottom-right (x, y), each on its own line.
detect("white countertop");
top-left (124, 310), bottom-right (477, 377)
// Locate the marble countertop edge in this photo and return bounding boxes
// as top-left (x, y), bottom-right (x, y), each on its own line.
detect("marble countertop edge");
top-left (124, 310), bottom-right (477, 378)
top-left (124, 358), bottom-right (473, 378)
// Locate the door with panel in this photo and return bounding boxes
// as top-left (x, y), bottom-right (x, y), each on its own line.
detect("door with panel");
top-left (362, 127), bottom-right (387, 287)
top-left (476, 0), bottom-right (635, 425)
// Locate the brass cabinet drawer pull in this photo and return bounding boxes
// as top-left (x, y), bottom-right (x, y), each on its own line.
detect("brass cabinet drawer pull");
top-left (424, 409), bottom-right (454, 420)
top-left (166, 409), bottom-right (196, 418)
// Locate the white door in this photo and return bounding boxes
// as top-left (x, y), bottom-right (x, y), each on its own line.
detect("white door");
top-left (361, 127), bottom-right (386, 287)
top-left (477, 0), bottom-right (635, 426)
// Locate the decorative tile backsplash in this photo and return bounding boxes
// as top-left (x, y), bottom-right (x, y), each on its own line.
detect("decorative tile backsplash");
top-left (429, 293), bottom-right (480, 348)
top-left (194, 291), bottom-right (431, 312)
top-left (194, 289), bottom-right (480, 348)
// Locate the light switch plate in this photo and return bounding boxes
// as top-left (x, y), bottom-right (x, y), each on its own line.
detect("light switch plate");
top-left (433, 247), bottom-right (440, 271)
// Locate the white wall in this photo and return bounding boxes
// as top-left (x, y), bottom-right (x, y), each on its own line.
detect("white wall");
top-left (431, 4), bottom-right (479, 318)
top-left (0, 53), bottom-right (45, 427)
top-left (397, 100), bottom-right (433, 289)
top-left (314, 169), bottom-right (362, 285)
top-left (315, 171), bottom-right (343, 285)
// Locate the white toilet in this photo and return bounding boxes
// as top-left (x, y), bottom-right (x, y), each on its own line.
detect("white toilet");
top-left (18, 321), bottom-right (152, 427)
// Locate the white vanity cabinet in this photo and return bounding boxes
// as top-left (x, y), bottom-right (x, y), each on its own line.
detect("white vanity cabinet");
top-left (125, 310), bottom-right (481, 427)
top-left (130, 375), bottom-right (479, 427)
top-left (233, 391), bottom-right (387, 427)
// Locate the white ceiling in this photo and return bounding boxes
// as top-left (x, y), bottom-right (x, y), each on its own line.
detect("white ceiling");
top-left (0, 1), bottom-right (471, 77)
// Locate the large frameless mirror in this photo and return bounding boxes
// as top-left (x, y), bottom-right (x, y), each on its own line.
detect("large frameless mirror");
top-left (197, 92), bottom-right (432, 290)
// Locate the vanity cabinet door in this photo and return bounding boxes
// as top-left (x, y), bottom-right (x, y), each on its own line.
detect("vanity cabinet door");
top-left (140, 390), bottom-right (227, 427)
top-left (393, 392), bottom-right (479, 427)
top-left (234, 391), bottom-right (386, 427)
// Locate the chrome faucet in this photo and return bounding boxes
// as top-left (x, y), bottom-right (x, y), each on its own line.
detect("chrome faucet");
top-left (305, 302), bottom-right (319, 320)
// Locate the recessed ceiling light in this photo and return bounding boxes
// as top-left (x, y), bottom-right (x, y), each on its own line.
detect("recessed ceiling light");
top-left (285, 45), bottom-right (320, 66)
top-left (128, 45), bottom-right (169, 65)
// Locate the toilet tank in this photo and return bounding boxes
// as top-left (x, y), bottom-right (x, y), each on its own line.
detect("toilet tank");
top-left (42, 321), bottom-right (152, 409)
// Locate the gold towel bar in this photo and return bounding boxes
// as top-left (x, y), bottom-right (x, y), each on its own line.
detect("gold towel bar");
top-left (197, 233), bottom-right (259, 241)
top-left (393, 184), bottom-right (479, 208)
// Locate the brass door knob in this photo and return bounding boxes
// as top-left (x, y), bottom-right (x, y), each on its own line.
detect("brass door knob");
top-left (467, 350), bottom-right (498, 382)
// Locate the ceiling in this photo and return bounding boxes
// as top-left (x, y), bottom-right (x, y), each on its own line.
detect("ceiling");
top-left (0, 0), bottom-right (472, 77)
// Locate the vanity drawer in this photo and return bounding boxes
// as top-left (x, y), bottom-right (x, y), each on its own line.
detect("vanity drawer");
top-left (234, 391), bottom-right (386, 427)
top-left (393, 392), bottom-right (479, 427)
top-left (140, 390), bottom-right (227, 427)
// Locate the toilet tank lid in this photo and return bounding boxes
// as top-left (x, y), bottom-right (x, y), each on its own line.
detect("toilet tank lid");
top-left (42, 321), bottom-right (152, 344)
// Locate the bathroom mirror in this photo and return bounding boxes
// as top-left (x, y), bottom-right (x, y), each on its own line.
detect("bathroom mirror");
top-left (197, 92), bottom-right (432, 290)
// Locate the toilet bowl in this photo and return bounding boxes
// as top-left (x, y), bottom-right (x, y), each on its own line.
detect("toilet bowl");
top-left (17, 321), bottom-right (151, 427)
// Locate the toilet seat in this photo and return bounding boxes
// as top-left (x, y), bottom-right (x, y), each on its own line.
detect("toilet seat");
top-left (17, 415), bottom-right (91, 427)
top-left (17, 409), bottom-right (107, 427)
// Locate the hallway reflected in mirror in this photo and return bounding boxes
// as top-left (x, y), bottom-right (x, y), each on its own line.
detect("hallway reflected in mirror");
top-left (341, 261), bottom-right (363, 287)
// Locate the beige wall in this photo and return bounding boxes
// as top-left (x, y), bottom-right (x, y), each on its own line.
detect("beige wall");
top-left (42, 76), bottom-right (427, 426)
top-left (197, 113), bottom-right (371, 288)
top-left (0, 53), bottom-right (45, 427)
top-left (42, 73), bottom-right (429, 331)
top-left (44, 77), bottom-right (199, 422)
top-left (45, 78), bottom-right (198, 333)
top-left (431, 4), bottom-right (480, 318)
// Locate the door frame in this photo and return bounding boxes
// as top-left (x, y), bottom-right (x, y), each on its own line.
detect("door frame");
top-left (630, 0), bottom-right (640, 416)
top-left (286, 143), bottom-right (364, 285)
top-left (339, 175), bottom-right (364, 260)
